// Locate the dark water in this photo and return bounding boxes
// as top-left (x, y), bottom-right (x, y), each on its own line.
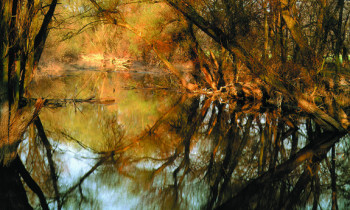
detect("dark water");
top-left (4, 69), bottom-right (350, 209)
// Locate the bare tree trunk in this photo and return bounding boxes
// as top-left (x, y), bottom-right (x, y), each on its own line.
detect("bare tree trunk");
top-left (0, 99), bottom-right (44, 165)
top-left (33, 0), bottom-right (58, 67)
top-left (187, 22), bottom-right (217, 90)
top-left (278, 3), bottom-right (286, 63)
top-left (0, 2), bottom-right (4, 88)
top-left (8, 0), bottom-right (19, 106)
top-left (262, 0), bottom-right (269, 62)
top-left (280, 0), bottom-right (315, 68)
top-left (19, 53), bottom-right (27, 104)
top-left (19, 0), bottom-right (34, 103)
top-left (335, 0), bottom-right (345, 62)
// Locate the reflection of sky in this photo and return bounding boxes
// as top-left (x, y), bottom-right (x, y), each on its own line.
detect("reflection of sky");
top-left (20, 131), bottom-right (350, 209)
top-left (20, 138), bottom-right (140, 209)
top-left (56, 143), bottom-right (140, 210)
top-left (17, 91), bottom-right (350, 209)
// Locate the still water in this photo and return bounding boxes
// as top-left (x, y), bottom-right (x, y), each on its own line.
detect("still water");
top-left (7, 68), bottom-right (350, 209)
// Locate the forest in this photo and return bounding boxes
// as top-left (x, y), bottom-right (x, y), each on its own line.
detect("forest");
top-left (1, 0), bottom-right (350, 209)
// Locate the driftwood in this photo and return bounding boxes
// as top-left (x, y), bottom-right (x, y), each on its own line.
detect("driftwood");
top-left (22, 97), bottom-right (116, 107)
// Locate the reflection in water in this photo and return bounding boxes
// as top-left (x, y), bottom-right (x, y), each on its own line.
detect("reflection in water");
top-left (1, 71), bottom-right (350, 209)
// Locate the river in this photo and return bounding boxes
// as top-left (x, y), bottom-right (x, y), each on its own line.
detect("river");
top-left (4, 66), bottom-right (350, 209)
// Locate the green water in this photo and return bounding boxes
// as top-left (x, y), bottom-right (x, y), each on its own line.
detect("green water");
top-left (3, 69), bottom-right (350, 209)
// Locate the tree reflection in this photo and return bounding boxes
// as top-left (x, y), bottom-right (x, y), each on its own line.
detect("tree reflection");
top-left (124, 96), bottom-right (349, 209)
top-left (3, 94), bottom-right (350, 209)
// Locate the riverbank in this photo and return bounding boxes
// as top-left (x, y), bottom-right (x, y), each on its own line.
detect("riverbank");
top-left (36, 53), bottom-right (350, 111)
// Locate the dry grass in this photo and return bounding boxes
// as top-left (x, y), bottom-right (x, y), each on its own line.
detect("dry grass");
top-left (36, 62), bottom-right (65, 77)
top-left (80, 53), bottom-right (131, 70)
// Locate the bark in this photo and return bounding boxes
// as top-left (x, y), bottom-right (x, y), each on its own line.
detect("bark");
top-left (262, 0), bottom-right (269, 62)
top-left (280, 0), bottom-right (315, 67)
top-left (314, 0), bottom-right (326, 54)
top-left (335, 0), bottom-right (345, 61)
top-left (0, 99), bottom-right (45, 165)
top-left (278, 3), bottom-right (286, 63)
top-left (187, 22), bottom-right (217, 90)
top-left (33, 0), bottom-right (58, 66)
top-left (19, 53), bottom-right (28, 103)
top-left (0, 2), bottom-right (4, 85)
top-left (8, 0), bottom-right (19, 105)
top-left (19, 0), bottom-right (35, 102)
top-left (296, 95), bottom-right (348, 132)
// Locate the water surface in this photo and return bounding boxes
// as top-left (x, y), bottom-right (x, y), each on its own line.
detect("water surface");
top-left (13, 69), bottom-right (350, 209)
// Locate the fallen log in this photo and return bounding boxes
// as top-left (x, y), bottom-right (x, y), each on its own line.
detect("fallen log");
top-left (22, 97), bottom-right (116, 107)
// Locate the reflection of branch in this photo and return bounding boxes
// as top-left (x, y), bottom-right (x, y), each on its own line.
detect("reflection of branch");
top-left (155, 97), bottom-right (212, 182)
top-left (99, 95), bottom-right (187, 155)
top-left (14, 155), bottom-right (49, 210)
top-left (218, 115), bottom-right (254, 201)
top-left (61, 154), bottom-right (109, 201)
top-left (218, 131), bottom-right (345, 209)
top-left (154, 148), bottom-right (181, 176)
top-left (206, 112), bottom-right (253, 209)
top-left (148, 95), bottom-right (187, 134)
top-left (59, 131), bottom-right (99, 153)
top-left (282, 161), bottom-right (321, 209)
top-left (130, 156), bottom-right (169, 162)
top-left (34, 117), bottom-right (61, 209)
